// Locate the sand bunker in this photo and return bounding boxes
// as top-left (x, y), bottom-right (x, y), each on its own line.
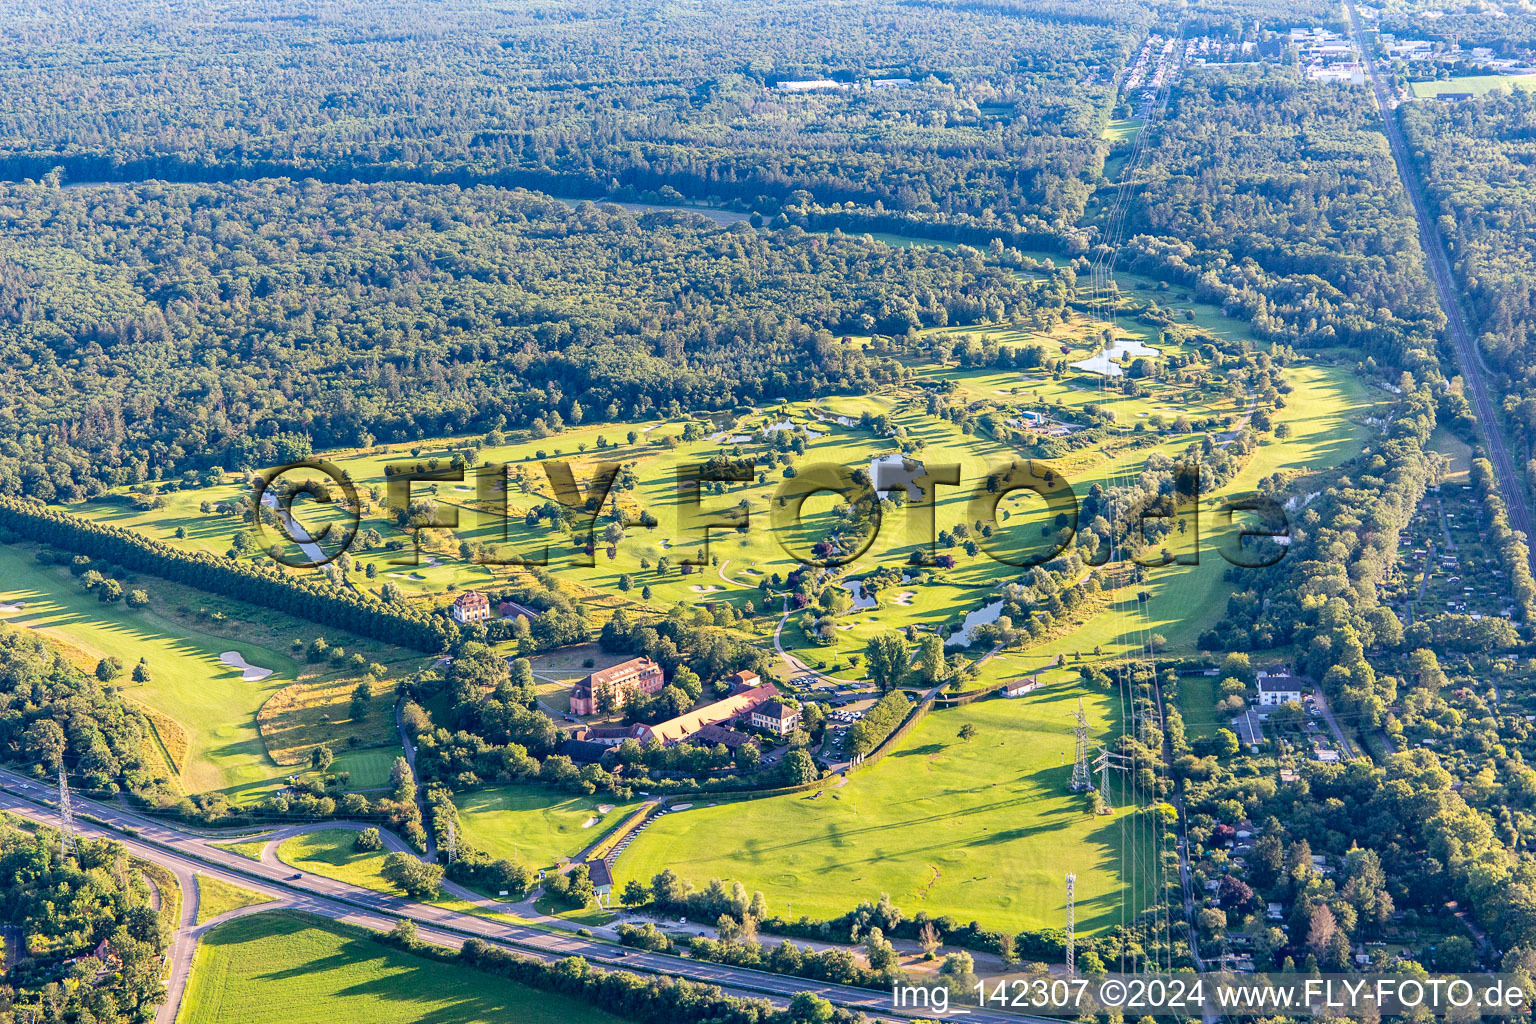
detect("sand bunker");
top-left (689, 584), bottom-right (722, 594)
top-left (670, 802), bottom-right (693, 811)
top-left (581, 817), bottom-right (598, 829)
top-left (893, 591), bottom-right (916, 606)
top-left (220, 651), bottom-right (274, 682)
top-left (0, 601), bottom-right (24, 613)
top-left (597, 804), bottom-right (615, 814)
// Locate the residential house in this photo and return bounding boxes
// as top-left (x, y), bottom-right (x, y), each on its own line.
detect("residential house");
top-left (1256, 675), bottom-right (1304, 706)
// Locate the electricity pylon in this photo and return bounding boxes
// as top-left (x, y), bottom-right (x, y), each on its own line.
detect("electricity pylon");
top-left (58, 764), bottom-right (76, 856)
top-left (1069, 699), bottom-right (1093, 792)
top-left (1065, 873), bottom-right (1077, 973)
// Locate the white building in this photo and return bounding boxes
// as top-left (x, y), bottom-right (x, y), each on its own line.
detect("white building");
top-left (1256, 675), bottom-right (1304, 706)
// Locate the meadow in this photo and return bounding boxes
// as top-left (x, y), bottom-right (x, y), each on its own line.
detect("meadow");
top-left (180, 911), bottom-right (622, 1024)
top-left (614, 686), bottom-right (1161, 934)
top-left (276, 830), bottom-right (393, 892)
top-left (453, 785), bottom-right (642, 870)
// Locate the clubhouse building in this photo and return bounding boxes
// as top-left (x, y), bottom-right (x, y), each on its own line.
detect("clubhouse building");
top-left (571, 657), bottom-right (665, 716)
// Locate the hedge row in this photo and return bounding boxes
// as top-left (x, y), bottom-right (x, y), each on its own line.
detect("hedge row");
top-left (0, 496), bottom-right (448, 652)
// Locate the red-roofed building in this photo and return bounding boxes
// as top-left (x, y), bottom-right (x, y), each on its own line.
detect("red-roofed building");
top-left (633, 683), bottom-right (781, 745)
top-left (451, 590), bottom-right (491, 624)
top-left (571, 657), bottom-right (665, 716)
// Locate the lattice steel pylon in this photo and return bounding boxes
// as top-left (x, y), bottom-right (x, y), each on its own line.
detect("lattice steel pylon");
top-left (1065, 872), bottom-right (1077, 974)
top-left (1093, 747), bottom-right (1130, 814)
top-left (58, 764), bottom-right (76, 857)
top-left (445, 815), bottom-right (457, 863)
top-left (1069, 699), bottom-right (1093, 792)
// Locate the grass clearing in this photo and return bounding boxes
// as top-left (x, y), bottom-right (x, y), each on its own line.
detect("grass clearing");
top-left (1410, 74), bottom-right (1536, 98)
top-left (1177, 675), bottom-right (1219, 741)
top-left (275, 830), bottom-right (393, 892)
top-left (195, 873), bottom-right (276, 924)
top-left (180, 910), bottom-right (623, 1024)
top-left (454, 786), bottom-right (642, 871)
top-left (615, 685), bottom-right (1155, 934)
top-left (213, 838), bottom-right (272, 862)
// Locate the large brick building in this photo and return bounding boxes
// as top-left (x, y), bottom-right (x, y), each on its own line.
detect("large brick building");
top-left (571, 657), bottom-right (665, 716)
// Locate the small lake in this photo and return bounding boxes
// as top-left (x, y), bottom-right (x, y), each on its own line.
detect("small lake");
top-left (1071, 337), bottom-right (1161, 377)
top-left (945, 599), bottom-right (1005, 647)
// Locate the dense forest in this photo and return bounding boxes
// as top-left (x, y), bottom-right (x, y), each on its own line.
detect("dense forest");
top-left (1123, 67), bottom-right (1444, 369)
top-left (0, 0), bottom-right (1130, 232)
top-left (0, 822), bottom-right (170, 1023)
top-left (0, 181), bottom-right (1081, 500)
top-left (1401, 90), bottom-right (1536, 492)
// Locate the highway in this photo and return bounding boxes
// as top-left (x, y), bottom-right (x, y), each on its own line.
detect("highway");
top-left (1347, 0), bottom-right (1536, 576)
top-left (0, 767), bottom-right (1056, 1024)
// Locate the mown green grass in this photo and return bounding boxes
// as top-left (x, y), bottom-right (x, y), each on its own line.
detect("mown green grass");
top-left (275, 830), bottom-right (393, 892)
top-left (180, 910), bottom-right (622, 1024)
top-left (213, 838), bottom-right (272, 862)
top-left (1177, 675), bottom-right (1219, 741)
top-left (195, 874), bottom-right (276, 924)
top-left (454, 786), bottom-right (641, 871)
top-left (614, 686), bottom-right (1158, 934)
top-left (1103, 117), bottom-right (1145, 142)
top-left (1410, 74), bottom-right (1536, 98)
top-left (0, 544), bottom-right (297, 796)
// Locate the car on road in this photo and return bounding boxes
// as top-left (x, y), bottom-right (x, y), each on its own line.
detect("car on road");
top-left (287, 873), bottom-right (301, 880)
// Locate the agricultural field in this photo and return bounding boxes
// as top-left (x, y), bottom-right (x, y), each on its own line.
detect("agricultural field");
top-left (614, 686), bottom-right (1160, 934)
top-left (180, 911), bottom-right (623, 1024)
top-left (453, 785), bottom-right (642, 871)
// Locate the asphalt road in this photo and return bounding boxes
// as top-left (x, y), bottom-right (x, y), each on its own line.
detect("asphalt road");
top-left (1348, 0), bottom-right (1536, 577)
top-left (0, 767), bottom-right (1056, 1024)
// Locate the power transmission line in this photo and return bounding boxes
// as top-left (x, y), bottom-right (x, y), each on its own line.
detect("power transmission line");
top-left (1070, 699), bottom-right (1093, 792)
top-left (1065, 872), bottom-right (1077, 974)
top-left (58, 764), bottom-right (76, 857)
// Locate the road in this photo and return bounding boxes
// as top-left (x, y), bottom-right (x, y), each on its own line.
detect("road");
top-left (394, 698), bottom-right (438, 861)
top-left (1348, 0), bottom-right (1536, 578)
top-left (1309, 687), bottom-right (1356, 758)
top-left (0, 767), bottom-right (1055, 1024)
